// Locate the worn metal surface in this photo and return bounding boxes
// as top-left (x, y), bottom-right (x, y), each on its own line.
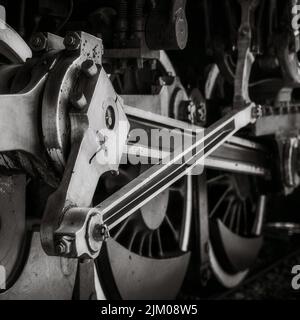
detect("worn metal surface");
top-left (1, 0), bottom-right (299, 300)
top-left (0, 232), bottom-right (77, 300)
top-left (41, 37), bottom-right (129, 258)
top-left (0, 19), bottom-right (31, 63)
top-left (0, 175), bottom-right (26, 290)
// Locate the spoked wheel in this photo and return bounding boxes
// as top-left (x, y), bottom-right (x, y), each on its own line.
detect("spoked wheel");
top-left (207, 171), bottom-right (264, 288)
top-left (95, 166), bottom-right (192, 299)
top-left (95, 53), bottom-right (192, 299)
top-left (203, 61), bottom-right (266, 288)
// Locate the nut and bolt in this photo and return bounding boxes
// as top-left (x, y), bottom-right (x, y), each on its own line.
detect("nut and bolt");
top-left (92, 224), bottom-right (110, 242)
top-left (30, 33), bottom-right (47, 51)
top-left (252, 104), bottom-right (263, 119)
top-left (56, 236), bottom-right (73, 255)
top-left (64, 32), bottom-right (81, 51)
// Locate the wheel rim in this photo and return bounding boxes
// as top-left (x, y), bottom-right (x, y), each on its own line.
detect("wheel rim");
top-left (95, 166), bottom-right (192, 299)
top-left (207, 171), bottom-right (263, 287)
top-left (204, 64), bottom-right (264, 287)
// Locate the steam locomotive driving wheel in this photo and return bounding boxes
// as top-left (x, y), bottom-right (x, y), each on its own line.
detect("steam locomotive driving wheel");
top-left (208, 172), bottom-right (264, 288)
top-left (0, 0), bottom-right (287, 301)
top-left (95, 53), bottom-right (192, 299)
top-left (204, 64), bottom-right (266, 288)
top-left (96, 166), bottom-right (192, 299)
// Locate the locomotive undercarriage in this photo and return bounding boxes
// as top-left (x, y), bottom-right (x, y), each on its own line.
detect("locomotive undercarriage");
top-left (0, 0), bottom-right (300, 299)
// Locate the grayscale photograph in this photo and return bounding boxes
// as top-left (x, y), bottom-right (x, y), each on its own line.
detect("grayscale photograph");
top-left (0, 0), bottom-right (299, 305)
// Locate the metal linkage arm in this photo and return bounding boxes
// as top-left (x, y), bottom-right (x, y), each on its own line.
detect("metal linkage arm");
top-left (0, 78), bottom-right (45, 156)
top-left (124, 105), bottom-right (269, 176)
top-left (54, 102), bottom-right (260, 259)
top-left (41, 64), bottom-right (130, 259)
top-left (100, 104), bottom-right (258, 231)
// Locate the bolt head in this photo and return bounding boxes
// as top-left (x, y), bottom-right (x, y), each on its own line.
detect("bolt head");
top-left (252, 105), bottom-right (263, 119)
top-left (56, 236), bottom-right (73, 255)
top-left (92, 224), bottom-right (110, 242)
top-left (30, 33), bottom-right (47, 51)
top-left (64, 32), bottom-right (81, 51)
top-left (56, 243), bottom-right (66, 254)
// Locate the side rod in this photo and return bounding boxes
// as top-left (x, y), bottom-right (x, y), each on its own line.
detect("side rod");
top-left (96, 104), bottom-right (258, 231)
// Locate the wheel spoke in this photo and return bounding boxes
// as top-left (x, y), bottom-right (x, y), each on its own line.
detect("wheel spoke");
top-left (223, 198), bottom-right (234, 223)
top-left (128, 228), bottom-right (138, 251)
top-left (148, 232), bottom-right (153, 258)
top-left (165, 215), bottom-right (179, 242)
top-left (235, 203), bottom-right (242, 234)
top-left (156, 229), bottom-right (164, 257)
top-left (113, 218), bottom-right (130, 240)
top-left (138, 233), bottom-right (147, 256)
top-left (209, 186), bottom-right (232, 217)
top-left (207, 174), bottom-right (228, 184)
top-left (229, 203), bottom-right (238, 230)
